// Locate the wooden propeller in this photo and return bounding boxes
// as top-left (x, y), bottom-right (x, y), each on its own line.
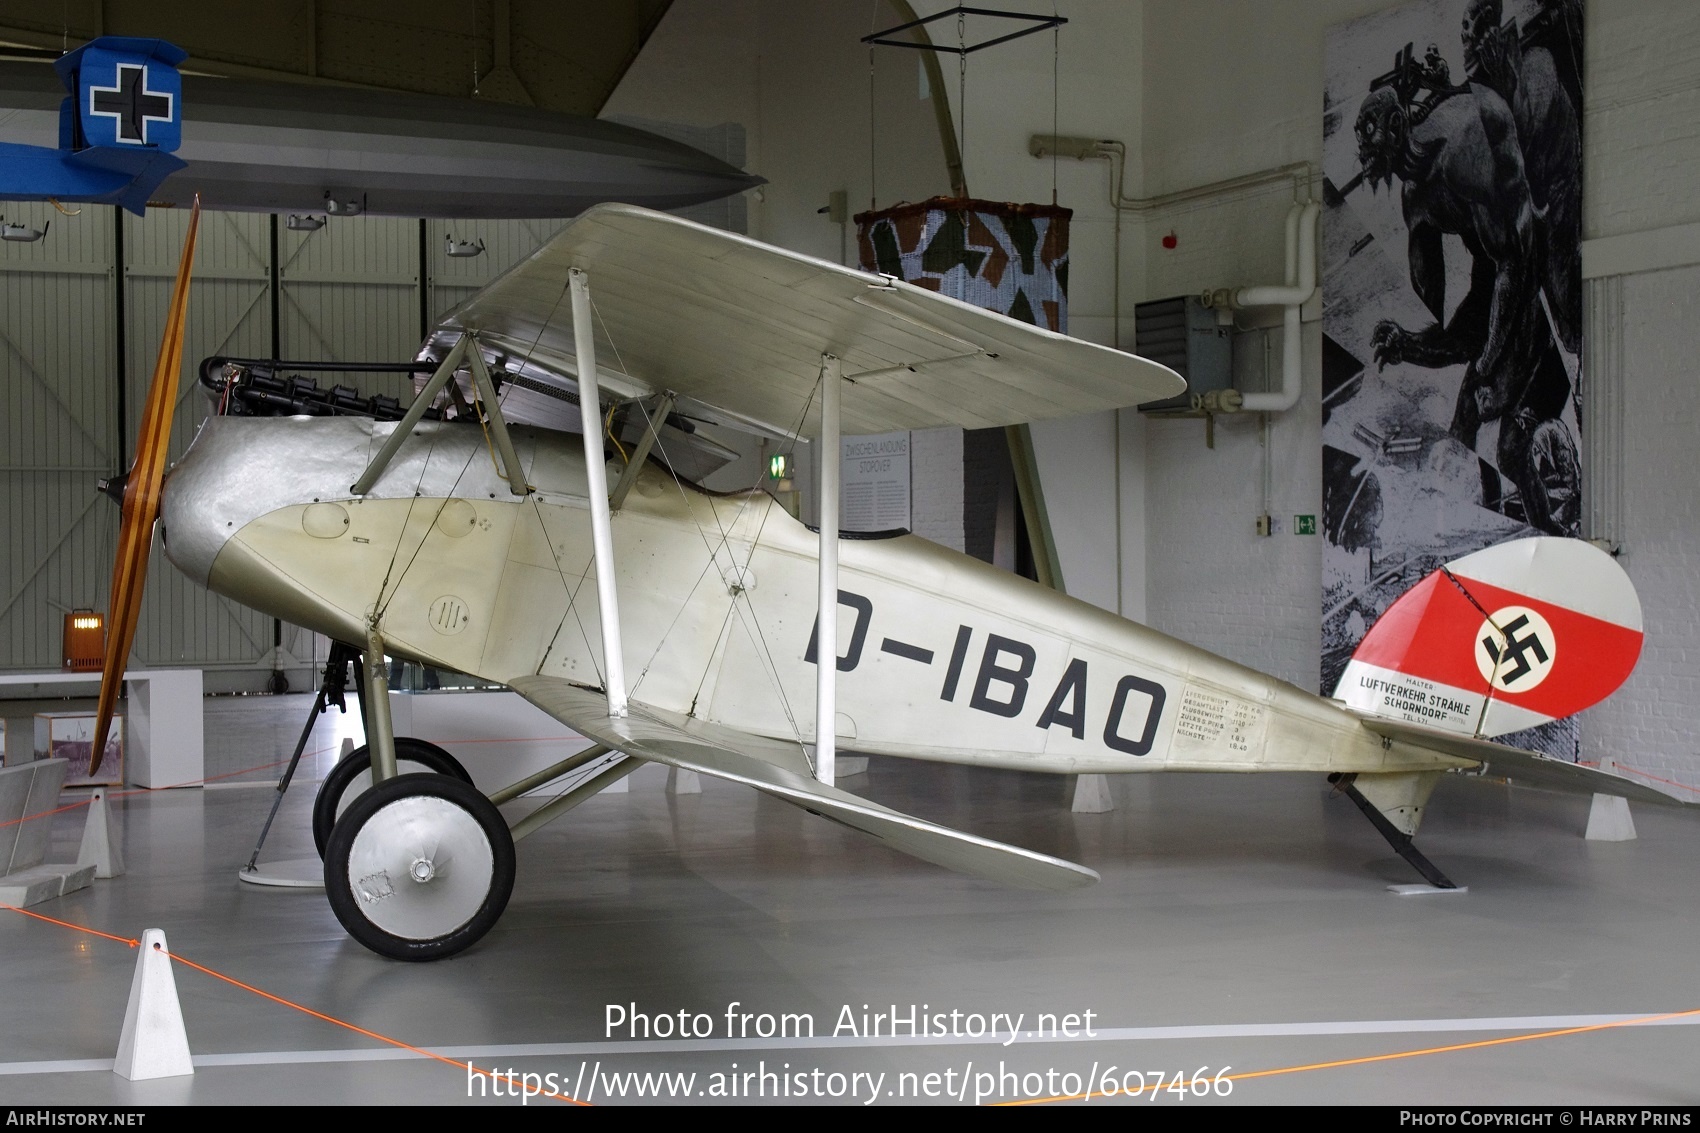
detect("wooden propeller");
top-left (91, 198), bottom-right (200, 773)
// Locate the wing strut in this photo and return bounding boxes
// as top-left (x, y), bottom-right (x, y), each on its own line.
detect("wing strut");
top-left (351, 336), bottom-right (468, 496)
top-left (610, 391), bottom-right (677, 511)
top-left (569, 268), bottom-right (628, 718)
top-left (815, 353), bottom-right (842, 785)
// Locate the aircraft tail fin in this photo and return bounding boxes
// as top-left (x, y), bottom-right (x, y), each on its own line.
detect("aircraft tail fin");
top-left (54, 38), bottom-right (186, 154)
top-left (1335, 537), bottom-right (1642, 739)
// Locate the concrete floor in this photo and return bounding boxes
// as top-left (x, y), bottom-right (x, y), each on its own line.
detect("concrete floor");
top-left (0, 692), bottom-right (1697, 1106)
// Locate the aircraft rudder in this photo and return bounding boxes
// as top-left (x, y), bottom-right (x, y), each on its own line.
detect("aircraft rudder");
top-left (1335, 537), bottom-right (1642, 739)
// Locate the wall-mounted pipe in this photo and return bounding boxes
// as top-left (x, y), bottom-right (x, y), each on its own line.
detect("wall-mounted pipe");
top-left (1029, 134), bottom-right (1311, 352)
top-left (1200, 198), bottom-right (1318, 414)
top-left (1029, 135), bottom-right (1310, 215)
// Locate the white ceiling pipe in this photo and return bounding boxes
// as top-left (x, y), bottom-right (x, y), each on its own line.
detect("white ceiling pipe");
top-left (1235, 200), bottom-right (1318, 308)
top-left (1228, 200), bottom-right (1319, 413)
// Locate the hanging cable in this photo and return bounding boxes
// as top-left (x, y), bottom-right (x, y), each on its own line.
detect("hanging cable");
top-left (1051, 6), bottom-right (1060, 207)
top-left (868, 0), bottom-right (879, 211)
top-left (958, 8), bottom-right (968, 197)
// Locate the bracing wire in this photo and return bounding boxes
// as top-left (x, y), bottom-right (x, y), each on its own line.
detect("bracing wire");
top-left (518, 286), bottom-right (823, 758)
top-left (623, 371), bottom-right (822, 759)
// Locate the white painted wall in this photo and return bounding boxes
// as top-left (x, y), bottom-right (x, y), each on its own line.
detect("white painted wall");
top-left (910, 426), bottom-right (965, 553)
top-left (604, 0), bottom-right (952, 259)
top-left (1134, 0), bottom-right (1379, 689)
top-left (1579, 263), bottom-right (1700, 786)
top-left (607, 0), bottom-right (1700, 787)
top-left (1134, 0), bottom-right (1700, 796)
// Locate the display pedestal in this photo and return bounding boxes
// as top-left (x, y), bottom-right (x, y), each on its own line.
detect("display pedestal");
top-left (0, 669), bottom-right (203, 788)
top-left (1585, 793), bottom-right (1636, 841)
top-left (238, 859), bottom-right (324, 889)
top-left (1071, 774), bottom-right (1115, 813)
top-left (0, 758), bottom-right (96, 907)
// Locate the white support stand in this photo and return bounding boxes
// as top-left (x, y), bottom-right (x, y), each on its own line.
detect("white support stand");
top-left (0, 669), bottom-right (203, 788)
top-left (0, 759), bottom-right (95, 906)
top-left (237, 859), bottom-right (324, 888)
top-left (569, 268), bottom-right (628, 719)
top-left (338, 737), bottom-right (354, 760)
top-left (1071, 774), bottom-right (1115, 813)
top-left (1586, 794), bottom-right (1636, 841)
top-left (114, 928), bottom-right (194, 1081)
top-left (815, 354), bottom-right (841, 787)
top-left (77, 788), bottom-right (125, 878)
top-left (666, 767), bottom-right (702, 795)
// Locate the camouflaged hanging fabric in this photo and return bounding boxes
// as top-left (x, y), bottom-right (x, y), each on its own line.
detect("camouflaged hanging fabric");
top-left (855, 196), bottom-right (1072, 333)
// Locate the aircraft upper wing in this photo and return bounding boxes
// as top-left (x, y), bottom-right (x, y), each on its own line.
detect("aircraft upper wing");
top-left (1352, 712), bottom-right (1693, 807)
top-left (508, 675), bottom-right (1099, 891)
top-left (431, 203), bottom-right (1184, 439)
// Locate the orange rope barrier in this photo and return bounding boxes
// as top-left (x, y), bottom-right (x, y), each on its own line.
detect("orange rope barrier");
top-left (0, 798), bottom-right (93, 830)
top-left (166, 951), bottom-right (587, 1105)
top-left (1576, 759), bottom-right (1700, 796)
top-left (114, 746), bottom-right (338, 795)
top-left (0, 902), bottom-right (138, 947)
top-left (995, 1004), bottom-right (1700, 1105)
top-left (0, 902), bottom-right (586, 1104)
top-left (1613, 764), bottom-right (1700, 795)
top-left (0, 746), bottom-right (343, 831)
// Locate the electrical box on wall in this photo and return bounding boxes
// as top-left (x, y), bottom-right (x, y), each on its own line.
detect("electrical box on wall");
top-left (1134, 295), bottom-right (1232, 413)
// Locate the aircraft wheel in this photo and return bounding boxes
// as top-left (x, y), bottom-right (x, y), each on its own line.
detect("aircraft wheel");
top-left (324, 773), bottom-right (514, 961)
top-left (312, 738), bottom-right (472, 859)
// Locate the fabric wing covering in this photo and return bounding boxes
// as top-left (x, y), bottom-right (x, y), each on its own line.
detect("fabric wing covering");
top-left (509, 677), bottom-right (1099, 891)
top-left (432, 203), bottom-right (1185, 439)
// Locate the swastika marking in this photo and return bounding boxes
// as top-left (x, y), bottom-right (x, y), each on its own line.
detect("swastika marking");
top-left (1475, 606), bottom-right (1556, 692)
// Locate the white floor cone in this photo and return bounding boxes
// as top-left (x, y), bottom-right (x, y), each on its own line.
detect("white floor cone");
top-left (1071, 773), bottom-right (1114, 814)
top-left (114, 928), bottom-right (194, 1080)
top-left (77, 788), bottom-right (125, 878)
top-left (666, 767), bottom-right (701, 795)
top-left (1586, 793), bottom-right (1637, 841)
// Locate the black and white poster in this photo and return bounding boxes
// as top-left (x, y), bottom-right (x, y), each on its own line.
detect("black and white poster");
top-left (1320, 0), bottom-right (1584, 756)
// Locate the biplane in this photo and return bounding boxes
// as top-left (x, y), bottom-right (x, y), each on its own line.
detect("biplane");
top-left (92, 200), bottom-right (1674, 961)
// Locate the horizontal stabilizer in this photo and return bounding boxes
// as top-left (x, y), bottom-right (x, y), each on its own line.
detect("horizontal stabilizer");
top-left (1353, 712), bottom-right (1691, 808)
top-left (509, 676), bottom-right (1098, 891)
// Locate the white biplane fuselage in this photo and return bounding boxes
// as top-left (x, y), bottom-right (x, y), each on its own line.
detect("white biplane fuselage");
top-left (105, 202), bottom-right (1662, 958)
top-left (163, 413), bottom-right (1462, 784)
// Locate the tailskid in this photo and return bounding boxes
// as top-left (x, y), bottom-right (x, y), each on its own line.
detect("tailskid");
top-left (1329, 772), bottom-right (1459, 889)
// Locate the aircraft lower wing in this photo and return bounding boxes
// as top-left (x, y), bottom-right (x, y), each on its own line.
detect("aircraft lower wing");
top-left (508, 676), bottom-right (1098, 891)
top-left (1354, 713), bottom-right (1694, 807)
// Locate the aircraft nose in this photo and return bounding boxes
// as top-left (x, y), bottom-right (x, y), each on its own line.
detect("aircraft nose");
top-left (157, 421), bottom-right (237, 588)
top-left (159, 414), bottom-right (387, 588)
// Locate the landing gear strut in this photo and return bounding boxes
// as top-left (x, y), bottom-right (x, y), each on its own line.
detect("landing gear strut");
top-left (243, 642), bottom-right (360, 873)
top-left (1329, 772), bottom-right (1459, 889)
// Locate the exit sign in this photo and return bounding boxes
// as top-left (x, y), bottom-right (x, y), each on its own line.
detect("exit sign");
top-left (1294, 514), bottom-right (1317, 535)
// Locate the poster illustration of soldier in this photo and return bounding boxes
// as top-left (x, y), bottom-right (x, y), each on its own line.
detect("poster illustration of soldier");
top-left (1320, 0), bottom-right (1583, 756)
